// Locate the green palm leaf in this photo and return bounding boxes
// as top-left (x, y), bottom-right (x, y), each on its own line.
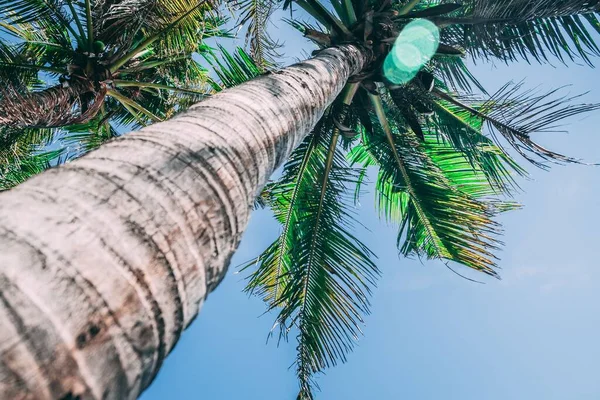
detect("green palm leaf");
top-left (60, 116), bottom-right (118, 155)
top-left (0, 149), bottom-right (63, 190)
top-left (436, 0), bottom-right (600, 64)
top-left (0, 126), bottom-right (62, 189)
top-left (244, 111), bottom-right (379, 399)
top-left (203, 45), bottom-right (263, 89)
top-left (433, 83), bottom-right (600, 167)
top-left (364, 94), bottom-right (509, 276)
top-left (0, 0), bottom-right (82, 44)
top-left (427, 92), bottom-right (527, 193)
top-left (235, 0), bottom-right (281, 68)
top-left (383, 77), bottom-right (525, 194)
top-left (106, 0), bottom-right (222, 72)
top-left (430, 55), bottom-right (487, 93)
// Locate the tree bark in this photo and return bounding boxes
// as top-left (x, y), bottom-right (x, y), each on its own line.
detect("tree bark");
top-left (0, 44), bottom-right (368, 400)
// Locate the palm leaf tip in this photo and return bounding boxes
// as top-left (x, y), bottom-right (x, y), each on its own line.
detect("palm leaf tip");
top-left (244, 112), bottom-right (380, 398)
top-left (434, 83), bottom-right (600, 168)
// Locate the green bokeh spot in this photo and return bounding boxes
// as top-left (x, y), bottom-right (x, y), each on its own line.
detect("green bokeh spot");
top-left (383, 19), bottom-right (440, 84)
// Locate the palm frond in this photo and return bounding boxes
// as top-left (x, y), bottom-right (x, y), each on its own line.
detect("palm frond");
top-left (437, 0), bottom-right (600, 64)
top-left (420, 135), bottom-right (522, 202)
top-left (244, 111), bottom-right (379, 399)
top-left (0, 40), bottom-right (49, 88)
top-left (0, 13), bottom-right (75, 79)
top-left (430, 55), bottom-right (487, 93)
top-left (236, 0), bottom-right (282, 68)
top-left (383, 78), bottom-right (525, 194)
top-left (0, 0), bottom-right (82, 44)
top-left (289, 0), bottom-right (352, 37)
top-left (0, 149), bottom-right (63, 190)
top-left (0, 126), bottom-right (61, 189)
top-left (433, 83), bottom-right (600, 167)
top-left (60, 114), bottom-right (119, 155)
top-left (365, 94), bottom-right (508, 276)
top-left (425, 91), bottom-right (527, 193)
top-left (329, 0), bottom-right (357, 26)
top-left (105, 0), bottom-right (220, 72)
top-left (203, 45), bottom-right (262, 89)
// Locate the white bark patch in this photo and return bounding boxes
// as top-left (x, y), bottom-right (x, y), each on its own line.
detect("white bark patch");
top-left (0, 45), bottom-right (367, 399)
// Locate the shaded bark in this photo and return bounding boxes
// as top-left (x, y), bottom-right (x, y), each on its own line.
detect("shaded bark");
top-left (0, 44), bottom-right (368, 399)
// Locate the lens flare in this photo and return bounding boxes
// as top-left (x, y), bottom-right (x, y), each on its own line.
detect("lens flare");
top-left (383, 19), bottom-right (440, 84)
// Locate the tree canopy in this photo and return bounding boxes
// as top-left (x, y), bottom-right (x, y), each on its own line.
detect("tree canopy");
top-left (231, 0), bottom-right (600, 397)
top-left (0, 0), bottom-right (230, 188)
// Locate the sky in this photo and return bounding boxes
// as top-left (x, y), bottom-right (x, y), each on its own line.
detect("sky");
top-left (141, 14), bottom-right (600, 400)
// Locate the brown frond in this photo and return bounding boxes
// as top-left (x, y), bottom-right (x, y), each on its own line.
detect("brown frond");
top-left (0, 79), bottom-right (107, 128)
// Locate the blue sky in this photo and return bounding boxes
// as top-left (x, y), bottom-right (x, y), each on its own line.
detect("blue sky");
top-left (141, 16), bottom-right (600, 400)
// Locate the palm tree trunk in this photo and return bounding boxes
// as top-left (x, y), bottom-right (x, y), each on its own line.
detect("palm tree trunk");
top-left (0, 44), bottom-right (368, 400)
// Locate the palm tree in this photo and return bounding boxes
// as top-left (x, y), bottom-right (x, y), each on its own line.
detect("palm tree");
top-left (0, 0), bottom-right (229, 189)
top-left (1, 1), bottom-right (599, 399)
top-left (235, 1), bottom-right (600, 397)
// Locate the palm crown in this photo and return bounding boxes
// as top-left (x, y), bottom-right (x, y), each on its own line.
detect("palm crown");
top-left (0, 0), bottom-right (229, 188)
top-left (228, 0), bottom-right (600, 397)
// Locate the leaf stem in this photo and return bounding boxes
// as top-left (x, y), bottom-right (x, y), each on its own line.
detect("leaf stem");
top-left (369, 93), bottom-right (445, 256)
top-left (67, 1), bottom-right (86, 41)
top-left (343, 0), bottom-right (357, 24)
top-left (107, 89), bottom-right (162, 122)
top-left (432, 88), bottom-right (529, 140)
top-left (397, 0), bottom-right (420, 15)
top-left (298, 0), bottom-right (352, 37)
top-left (300, 126), bottom-right (339, 312)
top-left (118, 56), bottom-right (189, 73)
top-left (113, 80), bottom-right (208, 95)
top-left (85, 0), bottom-right (93, 50)
top-left (340, 82), bottom-right (359, 105)
top-left (271, 134), bottom-right (319, 307)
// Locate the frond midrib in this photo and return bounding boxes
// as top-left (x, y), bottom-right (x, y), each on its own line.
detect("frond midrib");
top-left (370, 94), bottom-right (448, 258)
top-left (273, 133), bottom-right (320, 304)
